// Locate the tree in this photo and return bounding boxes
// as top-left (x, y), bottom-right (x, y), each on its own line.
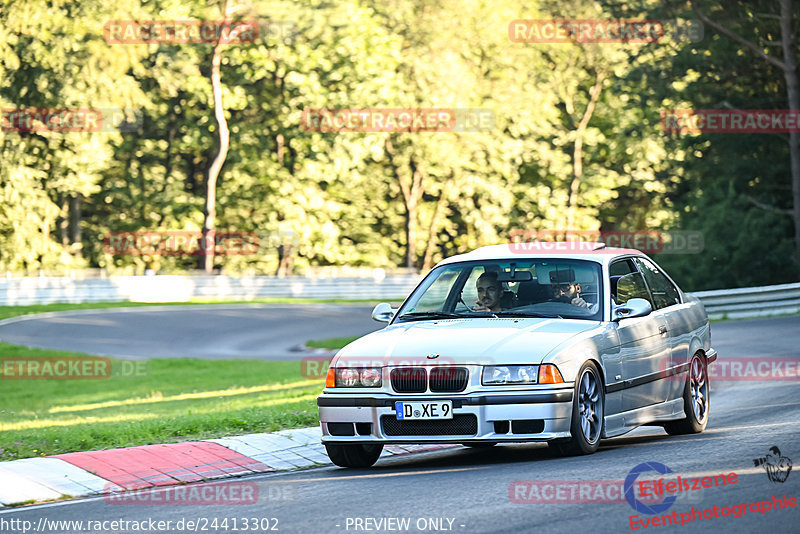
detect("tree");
top-left (691, 0), bottom-right (800, 275)
top-left (201, 0), bottom-right (253, 273)
top-left (0, 0), bottom-right (145, 272)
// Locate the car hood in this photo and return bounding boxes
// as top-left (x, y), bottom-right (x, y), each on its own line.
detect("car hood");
top-left (334, 318), bottom-right (601, 367)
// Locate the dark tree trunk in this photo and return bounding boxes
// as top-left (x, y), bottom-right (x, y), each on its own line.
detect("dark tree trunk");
top-left (779, 0), bottom-right (800, 275)
top-left (69, 194), bottom-right (82, 252)
top-left (202, 1), bottom-right (247, 273)
top-left (58, 194), bottom-right (69, 246)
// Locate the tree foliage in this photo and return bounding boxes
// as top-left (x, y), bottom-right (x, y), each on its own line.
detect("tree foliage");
top-left (0, 0), bottom-right (797, 289)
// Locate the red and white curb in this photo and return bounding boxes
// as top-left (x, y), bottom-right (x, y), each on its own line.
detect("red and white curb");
top-left (0, 427), bottom-right (458, 507)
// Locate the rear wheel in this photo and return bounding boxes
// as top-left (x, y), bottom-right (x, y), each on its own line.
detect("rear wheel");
top-left (553, 361), bottom-right (604, 456)
top-left (324, 443), bottom-right (383, 468)
top-left (664, 353), bottom-right (708, 435)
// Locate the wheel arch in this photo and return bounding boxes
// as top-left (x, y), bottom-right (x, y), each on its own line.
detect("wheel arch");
top-left (586, 357), bottom-right (608, 392)
top-left (688, 334), bottom-right (707, 363)
top-left (693, 348), bottom-right (709, 365)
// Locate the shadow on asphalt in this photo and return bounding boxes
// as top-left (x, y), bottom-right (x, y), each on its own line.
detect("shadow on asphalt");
top-left (317, 430), bottom-right (676, 476)
top-left (599, 430), bottom-right (674, 451)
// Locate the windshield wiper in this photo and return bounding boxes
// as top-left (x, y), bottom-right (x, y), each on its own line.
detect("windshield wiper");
top-left (396, 311), bottom-right (463, 322)
top-left (493, 311), bottom-right (563, 319)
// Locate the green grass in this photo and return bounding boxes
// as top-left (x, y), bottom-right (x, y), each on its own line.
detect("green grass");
top-left (0, 298), bottom-right (380, 323)
top-left (0, 300), bottom-right (384, 459)
top-left (305, 336), bottom-right (361, 349)
top-left (0, 341), bottom-right (324, 460)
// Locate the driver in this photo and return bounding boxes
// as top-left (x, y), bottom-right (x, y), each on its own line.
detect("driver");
top-left (474, 271), bottom-right (504, 312)
top-left (549, 269), bottom-right (590, 308)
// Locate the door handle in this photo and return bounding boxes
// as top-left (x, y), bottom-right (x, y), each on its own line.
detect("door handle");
top-left (659, 325), bottom-right (668, 334)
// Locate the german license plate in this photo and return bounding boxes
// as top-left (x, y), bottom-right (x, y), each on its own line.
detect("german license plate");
top-left (395, 401), bottom-right (453, 420)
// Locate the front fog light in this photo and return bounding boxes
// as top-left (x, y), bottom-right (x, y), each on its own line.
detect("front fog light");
top-left (482, 365), bottom-right (539, 385)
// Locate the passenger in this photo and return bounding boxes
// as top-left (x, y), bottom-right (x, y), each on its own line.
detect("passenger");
top-left (549, 269), bottom-right (589, 308)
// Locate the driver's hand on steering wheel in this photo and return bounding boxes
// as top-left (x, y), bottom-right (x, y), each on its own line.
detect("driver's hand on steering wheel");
top-left (570, 296), bottom-right (589, 308)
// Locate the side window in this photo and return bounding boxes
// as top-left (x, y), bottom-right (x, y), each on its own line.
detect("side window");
top-left (615, 272), bottom-right (653, 307)
top-left (609, 259), bottom-right (636, 277)
top-left (634, 258), bottom-right (680, 310)
top-left (609, 259), bottom-right (636, 303)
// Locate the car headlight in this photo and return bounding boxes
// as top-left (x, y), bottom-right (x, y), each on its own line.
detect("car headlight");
top-left (327, 367), bottom-right (383, 387)
top-left (359, 368), bottom-right (382, 386)
top-left (482, 365), bottom-right (538, 385)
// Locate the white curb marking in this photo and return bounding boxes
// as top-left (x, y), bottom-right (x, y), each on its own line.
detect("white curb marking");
top-left (0, 467), bottom-right (63, 505)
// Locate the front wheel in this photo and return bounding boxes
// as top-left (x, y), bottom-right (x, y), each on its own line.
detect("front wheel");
top-left (324, 443), bottom-right (383, 468)
top-left (664, 353), bottom-right (708, 435)
top-left (553, 361), bottom-right (604, 456)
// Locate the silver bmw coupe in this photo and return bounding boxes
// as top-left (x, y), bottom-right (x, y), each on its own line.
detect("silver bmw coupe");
top-left (317, 243), bottom-right (716, 467)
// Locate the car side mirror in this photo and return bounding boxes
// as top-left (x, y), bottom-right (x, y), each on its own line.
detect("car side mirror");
top-left (612, 298), bottom-right (652, 321)
top-left (371, 303), bottom-right (397, 323)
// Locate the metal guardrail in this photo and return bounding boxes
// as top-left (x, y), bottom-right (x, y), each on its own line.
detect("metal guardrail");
top-left (690, 282), bottom-right (800, 319)
top-left (0, 275), bottom-right (798, 320)
top-left (0, 274), bottom-right (424, 306)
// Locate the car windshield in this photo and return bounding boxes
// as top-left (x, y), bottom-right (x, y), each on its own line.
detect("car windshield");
top-left (395, 259), bottom-right (603, 322)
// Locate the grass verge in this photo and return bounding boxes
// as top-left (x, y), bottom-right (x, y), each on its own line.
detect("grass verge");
top-left (0, 341), bottom-right (324, 461)
top-left (305, 336), bottom-right (361, 350)
top-left (0, 300), bottom-right (387, 460)
top-left (0, 299), bottom-right (380, 323)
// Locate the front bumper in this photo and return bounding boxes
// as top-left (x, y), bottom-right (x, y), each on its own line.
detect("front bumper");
top-left (318, 389), bottom-right (574, 444)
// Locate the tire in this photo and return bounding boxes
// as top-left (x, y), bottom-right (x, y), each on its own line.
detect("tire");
top-left (664, 353), bottom-right (708, 435)
top-left (324, 443), bottom-right (383, 468)
top-left (553, 361), bottom-right (604, 456)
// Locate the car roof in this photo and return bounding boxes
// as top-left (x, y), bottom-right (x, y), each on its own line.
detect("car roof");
top-left (435, 243), bottom-right (646, 268)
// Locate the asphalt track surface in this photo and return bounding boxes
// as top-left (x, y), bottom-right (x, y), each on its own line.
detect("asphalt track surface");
top-left (1, 312), bottom-right (799, 534)
top-left (0, 304), bottom-right (380, 359)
